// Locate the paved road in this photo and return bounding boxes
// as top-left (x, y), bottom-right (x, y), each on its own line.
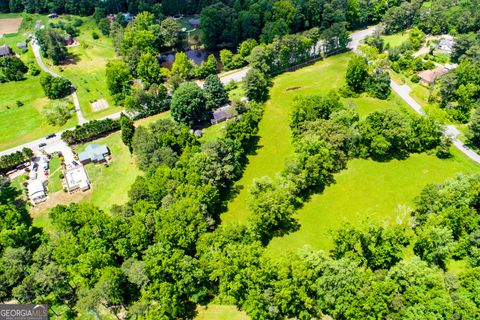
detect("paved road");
top-left (31, 40), bottom-right (87, 124)
top-left (0, 111), bottom-right (124, 158)
top-left (390, 80), bottom-right (425, 115)
top-left (348, 25), bottom-right (378, 51)
top-left (390, 79), bottom-right (480, 165)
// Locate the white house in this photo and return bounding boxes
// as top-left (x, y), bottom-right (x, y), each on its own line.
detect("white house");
top-left (28, 180), bottom-right (47, 205)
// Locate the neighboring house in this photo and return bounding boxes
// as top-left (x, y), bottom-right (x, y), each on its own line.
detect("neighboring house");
top-left (211, 104), bottom-right (237, 125)
top-left (438, 35), bottom-right (454, 53)
top-left (64, 164), bottom-right (90, 193)
top-left (17, 42), bottom-right (27, 50)
top-left (417, 66), bottom-right (449, 85)
top-left (188, 18), bottom-right (200, 28)
top-left (78, 144), bottom-right (110, 165)
top-left (64, 34), bottom-right (75, 46)
top-left (0, 44), bottom-right (14, 57)
top-left (28, 180), bottom-right (47, 205)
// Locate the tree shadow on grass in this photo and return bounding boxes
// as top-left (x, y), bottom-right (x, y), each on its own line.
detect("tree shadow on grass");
top-left (61, 51), bottom-right (81, 66)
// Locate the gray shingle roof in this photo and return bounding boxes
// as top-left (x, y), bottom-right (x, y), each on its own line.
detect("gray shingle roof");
top-left (78, 144), bottom-right (109, 162)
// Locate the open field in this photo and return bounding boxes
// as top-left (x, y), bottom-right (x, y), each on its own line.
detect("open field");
top-left (195, 305), bottom-right (248, 320)
top-left (47, 17), bottom-right (121, 119)
top-left (0, 17), bottom-right (22, 35)
top-left (267, 147), bottom-right (480, 256)
top-left (222, 52), bottom-right (413, 224)
top-left (0, 75), bottom-right (77, 151)
top-left (383, 31), bottom-right (410, 48)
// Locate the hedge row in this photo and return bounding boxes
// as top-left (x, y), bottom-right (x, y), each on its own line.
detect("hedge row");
top-left (61, 119), bottom-right (120, 145)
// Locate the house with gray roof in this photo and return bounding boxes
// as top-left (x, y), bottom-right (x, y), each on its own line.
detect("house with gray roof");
top-left (78, 144), bottom-right (110, 164)
top-left (211, 104), bottom-right (237, 125)
top-left (0, 44), bottom-right (14, 57)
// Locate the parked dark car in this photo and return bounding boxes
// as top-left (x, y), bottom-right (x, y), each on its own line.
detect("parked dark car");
top-left (46, 133), bottom-right (56, 139)
top-left (38, 142), bottom-right (47, 148)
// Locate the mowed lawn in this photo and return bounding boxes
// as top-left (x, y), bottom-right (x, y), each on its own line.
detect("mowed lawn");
top-left (195, 305), bottom-right (248, 320)
top-left (0, 75), bottom-right (77, 151)
top-left (0, 14), bottom-right (77, 151)
top-left (49, 17), bottom-right (122, 120)
top-left (383, 31), bottom-right (410, 48)
top-left (222, 52), bottom-right (412, 224)
top-left (75, 132), bottom-right (141, 212)
top-left (267, 147), bottom-right (479, 256)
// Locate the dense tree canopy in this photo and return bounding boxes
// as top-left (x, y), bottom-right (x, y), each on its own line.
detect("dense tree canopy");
top-left (170, 82), bottom-right (210, 127)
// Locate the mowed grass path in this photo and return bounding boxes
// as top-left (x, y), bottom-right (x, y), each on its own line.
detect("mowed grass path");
top-left (267, 147), bottom-right (480, 256)
top-left (222, 52), bottom-right (411, 224)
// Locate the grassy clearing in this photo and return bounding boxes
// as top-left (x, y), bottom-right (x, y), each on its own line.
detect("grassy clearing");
top-left (47, 154), bottom-right (63, 193)
top-left (195, 305), bottom-right (248, 320)
top-left (267, 147), bottom-right (480, 257)
top-left (47, 17), bottom-right (121, 120)
top-left (222, 52), bottom-right (413, 224)
top-left (0, 75), bottom-right (77, 151)
top-left (383, 31), bottom-right (410, 48)
top-left (74, 132), bottom-right (141, 212)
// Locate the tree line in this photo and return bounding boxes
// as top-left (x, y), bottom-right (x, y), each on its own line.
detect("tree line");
top-left (0, 148), bottom-right (33, 172)
top-left (3, 93), bottom-right (480, 318)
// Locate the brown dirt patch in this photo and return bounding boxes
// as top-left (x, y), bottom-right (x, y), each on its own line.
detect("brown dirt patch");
top-left (91, 99), bottom-right (109, 112)
top-left (0, 18), bottom-right (23, 35)
top-left (30, 189), bottom-right (91, 218)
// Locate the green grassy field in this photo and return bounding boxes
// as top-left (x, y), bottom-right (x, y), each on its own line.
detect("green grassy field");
top-left (222, 52), bottom-right (412, 224)
top-left (48, 17), bottom-right (122, 120)
top-left (0, 75), bottom-right (77, 151)
top-left (383, 31), bottom-right (410, 48)
top-left (267, 147), bottom-right (480, 256)
top-left (195, 305), bottom-right (248, 320)
top-left (0, 14), bottom-right (79, 151)
top-left (75, 132), bottom-right (141, 212)
top-left (47, 154), bottom-right (63, 193)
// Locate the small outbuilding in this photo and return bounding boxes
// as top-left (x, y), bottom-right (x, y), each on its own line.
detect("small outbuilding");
top-left (28, 180), bottom-right (47, 205)
top-left (78, 144), bottom-right (110, 165)
top-left (64, 34), bottom-right (75, 46)
top-left (0, 44), bottom-right (14, 58)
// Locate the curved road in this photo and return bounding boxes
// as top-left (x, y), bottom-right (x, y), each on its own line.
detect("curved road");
top-left (390, 80), bottom-right (480, 164)
top-left (31, 40), bottom-right (87, 124)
